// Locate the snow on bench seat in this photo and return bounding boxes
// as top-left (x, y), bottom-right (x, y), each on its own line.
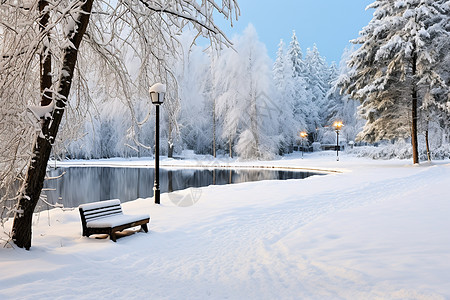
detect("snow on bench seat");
top-left (79, 199), bottom-right (150, 242)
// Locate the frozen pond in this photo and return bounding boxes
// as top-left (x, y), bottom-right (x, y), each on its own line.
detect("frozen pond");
top-left (42, 167), bottom-right (323, 209)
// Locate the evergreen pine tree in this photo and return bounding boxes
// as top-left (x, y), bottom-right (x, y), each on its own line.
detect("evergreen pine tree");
top-left (286, 31), bottom-right (309, 138)
top-left (273, 40), bottom-right (299, 153)
top-left (304, 44), bottom-right (329, 139)
top-left (343, 0), bottom-right (450, 164)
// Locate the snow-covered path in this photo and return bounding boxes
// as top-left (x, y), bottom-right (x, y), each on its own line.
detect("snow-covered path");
top-left (1, 153), bottom-right (450, 299)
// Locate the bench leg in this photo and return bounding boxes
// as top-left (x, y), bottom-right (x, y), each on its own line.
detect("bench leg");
top-left (141, 223), bottom-right (148, 233)
top-left (110, 232), bottom-right (117, 242)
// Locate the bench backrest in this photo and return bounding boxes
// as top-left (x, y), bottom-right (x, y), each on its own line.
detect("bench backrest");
top-left (79, 199), bottom-right (123, 224)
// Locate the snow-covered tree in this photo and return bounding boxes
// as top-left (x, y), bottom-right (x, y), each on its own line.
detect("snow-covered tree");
top-left (342, 0), bottom-right (450, 164)
top-left (304, 44), bottom-right (329, 140)
top-left (417, 1), bottom-right (450, 160)
top-left (324, 62), bottom-right (342, 123)
top-left (200, 48), bottom-right (222, 157)
top-left (273, 40), bottom-right (299, 153)
top-left (326, 47), bottom-right (363, 144)
top-left (273, 40), bottom-right (287, 90)
top-left (286, 31), bottom-right (309, 138)
top-left (287, 31), bottom-right (305, 80)
top-left (178, 38), bottom-right (214, 155)
top-left (217, 25), bottom-right (279, 159)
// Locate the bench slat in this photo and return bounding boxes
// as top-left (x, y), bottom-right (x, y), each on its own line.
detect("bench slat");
top-left (84, 207), bottom-right (122, 218)
top-left (84, 210), bottom-right (122, 218)
top-left (83, 203), bottom-right (121, 213)
top-left (85, 213), bottom-right (122, 222)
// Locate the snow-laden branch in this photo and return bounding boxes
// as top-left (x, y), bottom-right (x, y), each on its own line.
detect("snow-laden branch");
top-left (27, 99), bottom-right (55, 119)
top-left (137, 0), bottom-right (237, 46)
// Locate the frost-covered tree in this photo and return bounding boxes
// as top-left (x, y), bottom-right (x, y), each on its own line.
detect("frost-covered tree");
top-left (342, 0), bottom-right (450, 164)
top-left (304, 44), bottom-right (329, 139)
top-left (0, 0), bottom-right (239, 249)
top-left (324, 62), bottom-right (342, 123)
top-left (417, 1), bottom-right (450, 160)
top-left (201, 48), bottom-right (222, 157)
top-left (217, 25), bottom-right (278, 159)
top-left (286, 31), bottom-right (309, 137)
top-left (326, 47), bottom-right (363, 144)
top-left (214, 47), bottom-right (239, 157)
top-left (273, 40), bottom-right (287, 89)
top-left (287, 31), bottom-right (305, 80)
top-left (178, 38), bottom-right (214, 155)
top-left (205, 54), bottom-right (218, 157)
top-left (273, 40), bottom-right (299, 153)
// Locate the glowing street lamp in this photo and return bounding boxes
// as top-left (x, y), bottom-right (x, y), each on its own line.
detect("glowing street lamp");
top-left (299, 131), bottom-right (308, 158)
top-left (333, 121), bottom-right (343, 161)
top-left (149, 83), bottom-right (166, 204)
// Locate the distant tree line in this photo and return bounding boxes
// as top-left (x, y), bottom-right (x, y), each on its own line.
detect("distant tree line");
top-left (57, 27), bottom-right (359, 161)
top-left (59, 0), bottom-right (450, 164)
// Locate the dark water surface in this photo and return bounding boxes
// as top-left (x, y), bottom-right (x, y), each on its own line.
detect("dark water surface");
top-left (42, 167), bottom-right (322, 208)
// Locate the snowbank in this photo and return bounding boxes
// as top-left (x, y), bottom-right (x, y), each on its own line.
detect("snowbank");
top-left (1, 152), bottom-right (450, 299)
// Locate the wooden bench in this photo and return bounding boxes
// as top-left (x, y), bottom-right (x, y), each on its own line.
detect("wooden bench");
top-left (79, 199), bottom-right (150, 242)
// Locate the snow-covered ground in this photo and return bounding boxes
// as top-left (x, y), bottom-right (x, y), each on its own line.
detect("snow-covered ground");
top-left (1, 151), bottom-right (450, 299)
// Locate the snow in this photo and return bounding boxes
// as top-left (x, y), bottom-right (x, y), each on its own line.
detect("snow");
top-left (149, 82), bottom-right (167, 94)
top-left (27, 100), bottom-right (54, 119)
top-left (79, 199), bottom-right (121, 211)
top-left (1, 152), bottom-right (450, 299)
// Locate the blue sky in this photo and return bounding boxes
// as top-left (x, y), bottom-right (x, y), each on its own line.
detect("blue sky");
top-left (216, 0), bottom-right (374, 64)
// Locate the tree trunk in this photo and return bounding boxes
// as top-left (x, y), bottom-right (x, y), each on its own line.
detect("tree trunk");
top-left (425, 128), bottom-right (431, 162)
top-left (12, 0), bottom-right (94, 249)
top-left (167, 120), bottom-right (173, 158)
top-left (168, 170), bottom-right (173, 193)
top-left (411, 52), bottom-right (419, 165)
top-left (210, 59), bottom-right (216, 158)
top-left (39, 0), bottom-right (52, 106)
top-left (168, 143), bottom-right (174, 158)
top-left (411, 87), bottom-right (419, 164)
top-left (213, 97), bottom-right (216, 158)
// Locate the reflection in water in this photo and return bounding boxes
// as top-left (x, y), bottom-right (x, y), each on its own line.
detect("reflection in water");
top-left (42, 167), bottom-right (321, 208)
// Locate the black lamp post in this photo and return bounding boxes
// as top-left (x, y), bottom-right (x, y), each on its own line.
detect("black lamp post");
top-left (333, 121), bottom-right (343, 161)
top-left (300, 131), bottom-right (308, 158)
top-left (149, 83), bottom-right (166, 204)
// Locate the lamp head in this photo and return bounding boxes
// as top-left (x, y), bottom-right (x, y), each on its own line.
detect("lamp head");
top-left (333, 121), bottom-right (343, 130)
top-left (149, 83), bottom-right (166, 105)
